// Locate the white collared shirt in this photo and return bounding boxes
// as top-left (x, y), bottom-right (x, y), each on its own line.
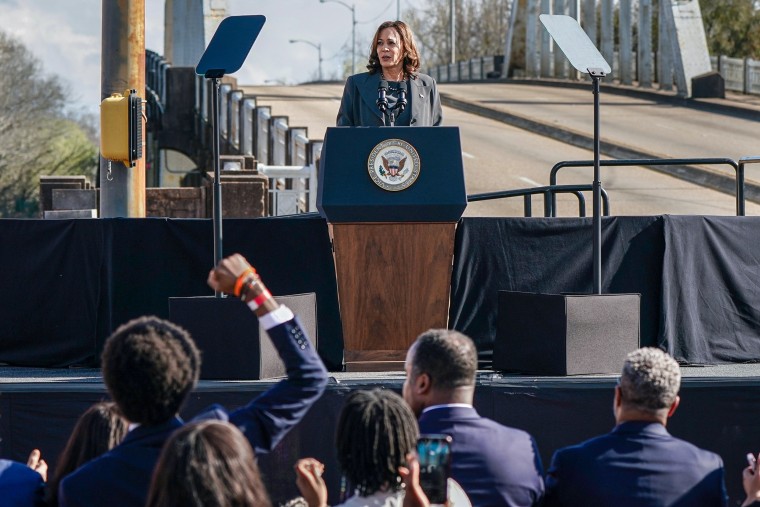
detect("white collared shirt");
top-left (421, 403), bottom-right (473, 415)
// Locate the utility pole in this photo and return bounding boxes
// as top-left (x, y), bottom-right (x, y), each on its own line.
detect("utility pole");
top-left (101, 0), bottom-right (146, 217)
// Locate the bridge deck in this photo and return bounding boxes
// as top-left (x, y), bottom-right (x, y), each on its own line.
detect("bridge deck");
top-left (241, 81), bottom-right (760, 216)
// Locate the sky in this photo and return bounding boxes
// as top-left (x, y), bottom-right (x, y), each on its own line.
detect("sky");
top-left (0, 0), bottom-right (408, 115)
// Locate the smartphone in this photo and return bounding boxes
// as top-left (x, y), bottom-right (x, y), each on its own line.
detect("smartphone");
top-left (747, 452), bottom-right (757, 470)
top-left (417, 434), bottom-right (453, 505)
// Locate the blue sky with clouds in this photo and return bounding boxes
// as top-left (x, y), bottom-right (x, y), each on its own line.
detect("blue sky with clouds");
top-left (0, 0), bottom-right (406, 114)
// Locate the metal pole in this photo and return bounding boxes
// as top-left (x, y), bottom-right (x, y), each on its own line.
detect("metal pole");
top-left (100, 0), bottom-right (146, 217)
top-left (450, 0), bottom-right (456, 63)
top-left (591, 71), bottom-right (602, 294)
top-left (211, 77), bottom-right (223, 297)
top-left (397, 0), bottom-right (401, 19)
top-left (318, 44), bottom-right (323, 81)
top-left (351, 6), bottom-right (356, 75)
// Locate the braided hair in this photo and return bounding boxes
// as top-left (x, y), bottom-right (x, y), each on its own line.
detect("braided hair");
top-left (335, 389), bottom-right (419, 497)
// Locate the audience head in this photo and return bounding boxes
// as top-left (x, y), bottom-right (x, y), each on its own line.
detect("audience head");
top-left (336, 389), bottom-right (418, 497)
top-left (146, 419), bottom-right (271, 507)
top-left (403, 329), bottom-right (477, 416)
top-left (102, 316), bottom-right (200, 426)
top-left (48, 401), bottom-right (128, 506)
top-left (616, 347), bottom-right (681, 423)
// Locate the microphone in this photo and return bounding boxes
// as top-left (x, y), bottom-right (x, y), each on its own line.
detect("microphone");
top-left (377, 80), bottom-right (389, 113)
top-left (397, 81), bottom-right (407, 114)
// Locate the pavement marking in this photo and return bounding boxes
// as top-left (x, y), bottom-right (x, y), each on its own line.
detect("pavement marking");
top-left (518, 176), bottom-right (542, 187)
top-left (462, 151), bottom-right (475, 159)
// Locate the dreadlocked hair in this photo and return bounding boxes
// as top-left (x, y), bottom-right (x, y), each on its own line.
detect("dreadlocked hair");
top-left (335, 389), bottom-right (419, 497)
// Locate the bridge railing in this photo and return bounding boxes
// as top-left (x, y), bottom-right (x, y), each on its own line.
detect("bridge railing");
top-left (145, 53), bottom-right (322, 217)
top-left (190, 74), bottom-right (323, 216)
top-left (712, 56), bottom-right (760, 95)
top-left (430, 53), bottom-right (760, 98)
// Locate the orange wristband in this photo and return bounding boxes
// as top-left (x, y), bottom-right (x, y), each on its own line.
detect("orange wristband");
top-left (233, 267), bottom-right (256, 297)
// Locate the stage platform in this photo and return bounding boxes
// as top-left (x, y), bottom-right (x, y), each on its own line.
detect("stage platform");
top-left (1, 365), bottom-right (758, 504)
top-left (1, 215), bottom-right (758, 502)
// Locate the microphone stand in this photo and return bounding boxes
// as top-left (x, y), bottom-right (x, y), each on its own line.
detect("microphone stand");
top-left (378, 83), bottom-right (407, 127)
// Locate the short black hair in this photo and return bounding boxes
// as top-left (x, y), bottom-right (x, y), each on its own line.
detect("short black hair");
top-left (411, 329), bottom-right (477, 390)
top-left (102, 316), bottom-right (200, 425)
top-left (335, 389), bottom-right (418, 497)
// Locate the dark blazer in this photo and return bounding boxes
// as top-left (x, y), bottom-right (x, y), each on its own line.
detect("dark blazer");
top-left (336, 71), bottom-right (442, 127)
top-left (544, 421), bottom-right (728, 507)
top-left (59, 316), bottom-right (328, 507)
top-left (418, 406), bottom-right (544, 507)
top-left (0, 459), bottom-right (45, 507)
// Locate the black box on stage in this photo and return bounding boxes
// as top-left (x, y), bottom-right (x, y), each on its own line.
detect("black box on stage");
top-left (493, 291), bottom-right (640, 375)
top-left (169, 293), bottom-right (317, 380)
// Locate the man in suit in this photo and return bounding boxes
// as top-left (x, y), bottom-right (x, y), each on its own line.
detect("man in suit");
top-left (403, 329), bottom-right (544, 507)
top-left (544, 347), bottom-right (728, 507)
top-left (60, 254), bottom-right (328, 507)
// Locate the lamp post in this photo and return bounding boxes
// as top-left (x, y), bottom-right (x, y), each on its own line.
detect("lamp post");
top-left (290, 39), bottom-right (323, 81)
top-left (319, 0), bottom-right (356, 75)
top-left (450, 0), bottom-right (456, 64)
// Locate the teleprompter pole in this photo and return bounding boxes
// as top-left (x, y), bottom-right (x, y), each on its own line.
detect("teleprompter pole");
top-left (210, 77), bottom-right (223, 296)
top-left (589, 68), bottom-right (603, 294)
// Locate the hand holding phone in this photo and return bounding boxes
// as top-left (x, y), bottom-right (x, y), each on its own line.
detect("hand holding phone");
top-left (417, 434), bottom-right (453, 505)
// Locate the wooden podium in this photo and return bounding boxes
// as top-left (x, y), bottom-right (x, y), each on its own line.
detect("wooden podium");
top-left (318, 127), bottom-right (467, 371)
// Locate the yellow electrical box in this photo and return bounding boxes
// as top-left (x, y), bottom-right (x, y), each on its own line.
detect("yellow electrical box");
top-left (100, 89), bottom-right (143, 167)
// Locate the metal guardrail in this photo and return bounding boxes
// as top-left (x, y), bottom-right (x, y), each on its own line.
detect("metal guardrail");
top-left (549, 158), bottom-right (745, 216)
top-left (468, 184), bottom-right (610, 218)
top-left (430, 56), bottom-right (505, 82)
top-left (431, 53), bottom-right (760, 98)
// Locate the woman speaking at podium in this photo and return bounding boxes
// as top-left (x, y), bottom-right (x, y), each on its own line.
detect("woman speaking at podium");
top-left (336, 20), bottom-right (442, 127)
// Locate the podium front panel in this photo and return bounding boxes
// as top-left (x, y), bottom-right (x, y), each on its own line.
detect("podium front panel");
top-left (317, 126), bottom-right (467, 223)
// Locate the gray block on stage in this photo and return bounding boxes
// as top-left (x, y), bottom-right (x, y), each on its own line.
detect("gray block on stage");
top-left (52, 189), bottom-right (98, 210)
top-left (43, 209), bottom-right (97, 219)
top-left (494, 291), bottom-right (640, 375)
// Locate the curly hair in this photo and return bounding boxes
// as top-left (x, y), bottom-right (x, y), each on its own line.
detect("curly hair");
top-left (146, 420), bottom-right (271, 507)
top-left (620, 347), bottom-right (681, 413)
top-left (366, 20), bottom-right (421, 77)
top-left (336, 389), bottom-right (418, 497)
top-left (411, 329), bottom-right (477, 390)
top-left (102, 316), bottom-right (200, 425)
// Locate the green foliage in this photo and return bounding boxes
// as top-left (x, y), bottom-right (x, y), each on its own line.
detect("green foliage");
top-left (700, 0), bottom-right (760, 58)
top-left (0, 30), bottom-right (97, 218)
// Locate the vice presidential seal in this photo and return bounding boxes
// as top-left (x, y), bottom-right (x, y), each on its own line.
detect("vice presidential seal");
top-left (367, 139), bottom-right (421, 192)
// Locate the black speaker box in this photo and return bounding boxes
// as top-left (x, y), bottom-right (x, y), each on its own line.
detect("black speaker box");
top-left (169, 293), bottom-right (318, 380)
top-left (493, 291), bottom-right (640, 375)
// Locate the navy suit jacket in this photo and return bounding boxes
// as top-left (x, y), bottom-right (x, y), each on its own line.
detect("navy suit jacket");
top-left (418, 406), bottom-right (544, 507)
top-left (0, 459), bottom-right (45, 507)
top-left (59, 316), bottom-right (328, 507)
top-left (544, 421), bottom-right (728, 507)
top-left (336, 71), bottom-right (442, 127)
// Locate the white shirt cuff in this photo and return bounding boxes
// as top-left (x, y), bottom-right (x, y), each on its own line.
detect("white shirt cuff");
top-left (258, 304), bottom-right (294, 330)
